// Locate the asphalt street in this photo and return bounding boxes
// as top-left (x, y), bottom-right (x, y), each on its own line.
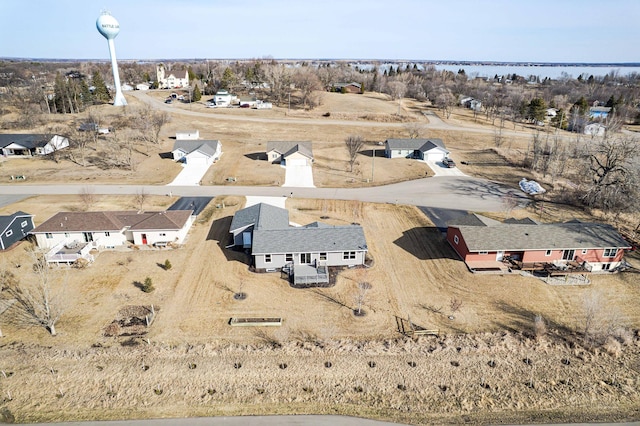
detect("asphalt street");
top-left (0, 176), bottom-right (529, 213)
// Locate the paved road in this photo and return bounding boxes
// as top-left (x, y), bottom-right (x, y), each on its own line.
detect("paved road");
top-left (0, 176), bottom-right (528, 212)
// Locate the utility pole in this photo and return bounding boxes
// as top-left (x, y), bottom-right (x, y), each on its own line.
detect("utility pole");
top-left (371, 148), bottom-right (375, 182)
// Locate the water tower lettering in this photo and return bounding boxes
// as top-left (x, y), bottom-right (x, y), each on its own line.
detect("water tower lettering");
top-left (101, 23), bottom-right (119, 29)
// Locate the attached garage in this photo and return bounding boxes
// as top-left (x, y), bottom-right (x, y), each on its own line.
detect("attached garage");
top-left (286, 157), bottom-right (308, 166)
top-left (424, 148), bottom-right (448, 162)
top-left (184, 151), bottom-right (211, 166)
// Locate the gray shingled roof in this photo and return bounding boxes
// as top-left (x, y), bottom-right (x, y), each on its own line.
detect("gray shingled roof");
top-left (503, 217), bottom-right (540, 225)
top-left (454, 223), bottom-right (631, 252)
top-left (229, 203), bottom-right (289, 232)
top-left (172, 140), bottom-right (219, 157)
top-left (266, 141), bottom-right (313, 158)
top-left (252, 225), bottom-right (367, 254)
top-left (385, 138), bottom-right (448, 153)
top-left (0, 211), bottom-right (32, 234)
top-left (0, 134), bottom-right (50, 149)
top-left (447, 213), bottom-right (500, 227)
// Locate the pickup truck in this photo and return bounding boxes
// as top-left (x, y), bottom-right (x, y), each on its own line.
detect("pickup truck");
top-left (442, 158), bottom-right (456, 168)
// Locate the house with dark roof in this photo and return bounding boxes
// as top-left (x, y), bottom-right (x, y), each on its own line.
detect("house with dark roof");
top-left (0, 211), bottom-right (34, 250)
top-left (171, 140), bottom-right (221, 165)
top-left (31, 210), bottom-right (195, 263)
top-left (330, 82), bottom-right (362, 93)
top-left (229, 203), bottom-right (367, 284)
top-left (0, 134), bottom-right (69, 157)
top-left (447, 214), bottom-right (631, 273)
top-left (384, 138), bottom-right (449, 162)
top-left (266, 141), bottom-right (314, 166)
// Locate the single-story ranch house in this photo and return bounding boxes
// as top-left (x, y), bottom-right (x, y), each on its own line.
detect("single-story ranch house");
top-left (229, 203), bottom-right (367, 285)
top-left (446, 214), bottom-right (631, 274)
top-left (330, 82), bottom-right (362, 93)
top-left (31, 210), bottom-right (195, 263)
top-left (0, 134), bottom-right (69, 157)
top-left (266, 141), bottom-right (313, 166)
top-left (171, 140), bottom-right (222, 165)
top-left (0, 211), bottom-right (34, 250)
top-left (384, 138), bottom-right (449, 162)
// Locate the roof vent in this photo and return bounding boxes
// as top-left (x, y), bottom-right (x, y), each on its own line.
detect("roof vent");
top-left (60, 223), bottom-right (64, 227)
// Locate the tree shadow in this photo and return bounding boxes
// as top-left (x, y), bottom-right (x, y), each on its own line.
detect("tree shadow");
top-left (491, 300), bottom-right (579, 345)
top-left (311, 289), bottom-right (352, 311)
top-left (393, 227), bottom-right (459, 260)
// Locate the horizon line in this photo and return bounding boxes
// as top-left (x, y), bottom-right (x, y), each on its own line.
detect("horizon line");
top-left (1, 57), bottom-right (640, 66)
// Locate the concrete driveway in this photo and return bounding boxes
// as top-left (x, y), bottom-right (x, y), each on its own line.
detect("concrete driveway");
top-left (426, 160), bottom-right (467, 177)
top-left (283, 164), bottom-right (315, 188)
top-left (167, 162), bottom-right (211, 186)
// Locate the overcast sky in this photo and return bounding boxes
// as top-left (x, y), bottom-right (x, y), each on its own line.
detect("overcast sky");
top-left (1, 0), bottom-right (638, 63)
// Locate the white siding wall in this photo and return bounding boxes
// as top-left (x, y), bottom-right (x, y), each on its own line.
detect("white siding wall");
top-left (254, 250), bottom-right (366, 270)
top-left (34, 231), bottom-right (126, 249)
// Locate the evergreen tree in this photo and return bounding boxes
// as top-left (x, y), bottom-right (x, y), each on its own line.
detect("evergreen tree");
top-left (550, 108), bottom-right (568, 130)
top-left (192, 85), bottom-right (201, 102)
top-left (53, 73), bottom-right (67, 113)
top-left (221, 67), bottom-right (237, 91)
top-left (187, 66), bottom-right (196, 81)
top-left (92, 71), bottom-right (110, 104)
top-left (572, 96), bottom-right (589, 115)
top-left (527, 98), bottom-right (547, 123)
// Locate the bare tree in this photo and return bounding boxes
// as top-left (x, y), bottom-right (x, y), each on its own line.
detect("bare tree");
top-left (134, 188), bottom-right (148, 212)
top-left (387, 81), bottom-right (407, 115)
top-left (292, 68), bottom-right (322, 110)
top-left (67, 127), bottom-right (92, 167)
top-left (404, 122), bottom-right (425, 139)
top-left (79, 186), bottom-right (98, 211)
top-left (449, 297), bottom-right (463, 318)
top-left (345, 135), bottom-right (364, 173)
top-left (533, 315), bottom-right (547, 341)
top-left (580, 136), bottom-right (640, 213)
top-left (3, 250), bottom-right (66, 336)
top-left (354, 281), bottom-right (371, 316)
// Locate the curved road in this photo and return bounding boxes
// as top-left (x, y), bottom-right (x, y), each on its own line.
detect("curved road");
top-left (0, 176), bottom-right (527, 212)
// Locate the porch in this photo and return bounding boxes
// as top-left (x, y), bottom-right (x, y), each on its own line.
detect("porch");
top-left (46, 240), bottom-right (95, 264)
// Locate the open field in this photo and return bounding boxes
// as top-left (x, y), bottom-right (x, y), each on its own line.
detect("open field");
top-left (1, 195), bottom-right (639, 423)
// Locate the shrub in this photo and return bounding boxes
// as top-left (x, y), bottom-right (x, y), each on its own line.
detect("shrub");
top-left (163, 259), bottom-right (172, 270)
top-left (141, 277), bottom-right (155, 293)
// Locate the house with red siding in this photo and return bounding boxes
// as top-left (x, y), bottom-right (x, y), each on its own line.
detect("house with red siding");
top-left (446, 215), bottom-right (631, 274)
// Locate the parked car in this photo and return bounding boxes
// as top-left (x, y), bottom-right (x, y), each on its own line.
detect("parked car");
top-left (164, 99), bottom-right (173, 104)
top-left (442, 158), bottom-right (456, 168)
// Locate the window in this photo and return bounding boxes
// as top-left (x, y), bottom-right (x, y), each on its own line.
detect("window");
top-left (602, 263), bottom-right (611, 271)
top-left (479, 251), bottom-right (488, 255)
top-left (545, 250), bottom-right (552, 256)
top-left (5, 230), bottom-right (12, 237)
top-left (453, 235), bottom-right (459, 244)
top-left (265, 254), bottom-right (272, 263)
top-left (343, 251), bottom-right (356, 260)
top-left (320, 252), bottom-right (327, 261)
top-left (105, 232), bottom-right (110, 237)
top-left (159, 233), bottom-right (166, 237)
top-left (581, 249), bottom-right (588, 255)
top-left (603, 248), bottom-right (618, 258)
top-left (21, 220), bottom-right (28, 228)
top-left (285, 253), bottom-right (293, 262)
top-left (300, 253), bottom-right (311, 264)
top-left (45, 233), bottom-right (53, 239)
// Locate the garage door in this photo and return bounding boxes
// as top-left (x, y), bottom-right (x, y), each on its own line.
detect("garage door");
top-left (426, 152), bottom-right (445, 162)
top-left (287, 158), bottom-right (307, 166)
top-left (185, 155), bottom-right (209, 166)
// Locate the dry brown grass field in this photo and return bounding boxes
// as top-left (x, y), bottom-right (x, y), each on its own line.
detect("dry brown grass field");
top-left (1, 93), bottom-right (639, 424)
top-left (1, 195), bottom-right (639, 423)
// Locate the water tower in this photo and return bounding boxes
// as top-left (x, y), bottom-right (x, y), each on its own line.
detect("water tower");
top-left (96, 11), bottom-right (127, 106)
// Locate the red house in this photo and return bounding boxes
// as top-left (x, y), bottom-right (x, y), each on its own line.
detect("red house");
top-left (446, 215), bottom-right (631, 274)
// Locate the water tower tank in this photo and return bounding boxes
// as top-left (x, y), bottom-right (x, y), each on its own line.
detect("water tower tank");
top-left (96, 13), bottom-right (120, 40)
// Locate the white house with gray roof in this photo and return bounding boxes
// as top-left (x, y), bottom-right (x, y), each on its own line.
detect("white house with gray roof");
top-left (171, 140), bottom-right (221, 166)
top-left (384, 138), bottom-right (449, 161)
top-left (266, 141), bottom-right (313, 166)
top-left (229, 203), bottom-right (367, 281)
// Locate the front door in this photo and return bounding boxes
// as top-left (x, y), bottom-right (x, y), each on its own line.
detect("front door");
top-left (83, 232), bottom-right (93, 243)
top-left (562, 249), bottom-right (575, 261)
top-left (141, 233), bottom-right (148, 244)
